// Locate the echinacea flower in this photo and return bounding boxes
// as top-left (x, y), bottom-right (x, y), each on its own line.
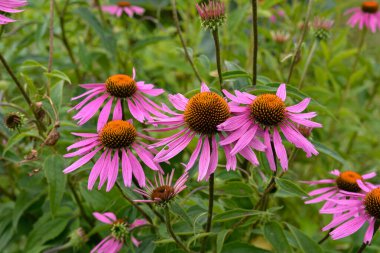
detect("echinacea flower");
top-left (150, 83), bottom-right (264, 181)
top-left (195, 0), bottom-right (226, 30)
top-left (345, 1), bottom-right (380, 33)
top-left (320, 181), bottom-right (380, 244)
top-left (303, 170), bottom-right (376, 210)
top-left (0, 0), bottom-right (27, 25)
top-left (101, 1), bottom-right (144, 18)
top-left (92, 212), bottom-right (147, 253)
top-left (70, 68), bottom-right (165, 128)
top-left (134, 169), bottom-right (188, 206)
top-left (218, 84), bottom-right (322, 171)
top-left (63, 117), bottom-right (162, 191)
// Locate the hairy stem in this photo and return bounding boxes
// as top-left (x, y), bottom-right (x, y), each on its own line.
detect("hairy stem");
top-left (68, 178), bottom-right (94, 226)
top-left (298, 39), bottom-right (318, 89)
top-left (0, 53), bottom-right (46, 136)
top-left (200, 172), bottom-right (215, 253)
top-left (164, 206), bottom-right (192, 253)
top-left (251, 0), bottom-right (258, 86)
top-left (54, 0), bottom-right (81, 82)
top-left (287, 0), bottom-right (313, 84)
top-left (318, 228), bottom-right (333, 244)
top-left (115, 182), bottom-right (153, 224)
top-left (47, 0), bottom-right (55, 96)
top-left (357, 221), bottom-right (380, 253)
top-left (212, 28), bottom-right (223, 91)
top-left (171, 0), bottom-right (202, 83)
top-left (342, 28), bottom-right (367, 102)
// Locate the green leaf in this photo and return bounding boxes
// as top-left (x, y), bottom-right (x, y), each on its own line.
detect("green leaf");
top-left (3, 131), bottom-right (43, 155)
top-left (44, 155), bottom-right (67, 216)
top-left (12, 190), bottom-right (44, 230)
top-left (26, 217), bottom-right (68, 250)
top-left (311, 140), bottom-right (349, 167)
top-left (21, 59), bottom-right (47, 70)
top-left (170, 202), bottom-right (193, 228)
top-left (74, 7), bottom-right (116, 55)
top-left (222, 70), bottom-right (252, 81)
top-left (186, 232), bottom-right (214, 248)
top-left (328, 48), bottom-right (357, 67)
top-left (263, 222), bottom-right (292, 253)
top-left (213, 209), bottom-right (264, 223)
top-left (275, 178), bottom-right (308, 197)
top-left (44, 70), bottom-right (71, 84)
top-left (286, 224), bottom-right (323, 253)
top-left (215, 181), bottom-right (254, 197)
top-left (222, 242), bottom-right (271, 253)
top-left (50, 81), bottom-right (64, 111)
top-left (217, 229), bottom-right (232, 253)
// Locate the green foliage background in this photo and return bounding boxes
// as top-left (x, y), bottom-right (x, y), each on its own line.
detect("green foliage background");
top-left (1, 0), bottom-right (380, 252)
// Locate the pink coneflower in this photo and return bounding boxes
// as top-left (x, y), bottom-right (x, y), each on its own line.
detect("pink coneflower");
top-left (320, 181), bottom-right (380, 244)
top-left (303, 170), bottom-right (376, 208)
top-left (92, 212), bottom-right (147, 253)
top-left (63, 118), bottom-right (162, 191)
top-left (0, 0), bottom-right (27, 25)
top-left (218, 84), bottom-right (322, 171)
top-left (101, 1), bottom-right (144, 18)
top-left (345, 1), bottom-right (380, 33)
top-left (270, 30), bottom-right (290, 44)
top-left (150, 83), bottom-right (263, 181)
top-left (70, 68), bottom-right (165, 128)
top-left (269, 9), bottom-right (285, 23)
top-left (134, 169), bottom-right (188, 206)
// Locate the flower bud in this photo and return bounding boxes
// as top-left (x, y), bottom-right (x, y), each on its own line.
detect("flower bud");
top-left (195, 1), bottom-right (226, 31)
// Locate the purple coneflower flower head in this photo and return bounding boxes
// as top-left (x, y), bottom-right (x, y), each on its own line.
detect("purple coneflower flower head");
top-left (92, 212), bottom-right (147, 253)
top-left (218, 84), bottom-right (322, 172)
top-left (270, 30), bottom-right (290, 44)
top-left (303, 170), bottom-right (376, 210)
top-left (101, 1), bottom-right (144, 18)
top-left (70, 68), bottom-right (165, 127)
top-left (63, 117), bottom-right (162, 191)
top-left (195, 0), bottom-right (226, 30)
top-left (345, 1), bottom-right (380, 33)
top-left (0, 0), bottom-right (27, 25)
top-left (134, 169), bottom-right (188, 207)
top-left (150, 83), bottom-right (255, 181)
top-left (320, 181), bottom-right (380, 244)
top-left (312, 16), bottom-right (334, 41)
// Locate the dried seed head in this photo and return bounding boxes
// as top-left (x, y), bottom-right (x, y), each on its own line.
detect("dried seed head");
top-left (4, 112), bottom-right (24, 130)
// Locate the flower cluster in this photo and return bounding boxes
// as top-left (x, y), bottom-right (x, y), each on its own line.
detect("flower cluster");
top-left (304, 169), bottom-right (379, 244)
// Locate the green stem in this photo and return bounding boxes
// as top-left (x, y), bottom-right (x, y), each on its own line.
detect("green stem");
top-left (0, 53), bottom-right (46, 136)
top-left (200, 172), bottom-right (215, 253)
top-left (342, 28), bottom-right (367, 102)
top-left (357, 221), bottom-right (380, 253)
top-left (115, 182), bottom-right (153, 224)
top-left (164, 206), bottom-right (192, 253)
top-left (318, 229), bottom-right (332, 244)
top-left (251, 0), bottom-right (258, 86)
top-left (298, 39), bottom-right (318, 89)
top-left (287, 0), bottom-right (313, 84)
top-left (212, 28), bottom-right (223, 91)
top-left (171, 0), bottom-right (202, 83)
top-left (47, 0), bottom-right (55, 96)
top-left (68, 178), bottom-right (94, 226)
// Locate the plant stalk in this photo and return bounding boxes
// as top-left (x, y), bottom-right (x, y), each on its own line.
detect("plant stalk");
top-left (171, 0), bottom-right (202, 83)
top-left (357, 221), bottom-right (380, 253)
top-left (47, 0), bottom-right (55, 96)
top-left (0, 53), bottom-right (46, 136)
top-left (287, 0), bottom-right (313, 84)
top-left (251, 0), bottom-right (258, 86)
top-left (164, 206), bottom-right (192, 253)
top-left (298, 39), bottom-right (318, 89)
top-left (212, 28), bottom-right (223, 90)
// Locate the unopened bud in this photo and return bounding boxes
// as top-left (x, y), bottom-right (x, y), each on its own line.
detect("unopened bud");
top-left (4, 112), bottom-right (24, 130)
top-left (196, 1), bottom-right (226, 31)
